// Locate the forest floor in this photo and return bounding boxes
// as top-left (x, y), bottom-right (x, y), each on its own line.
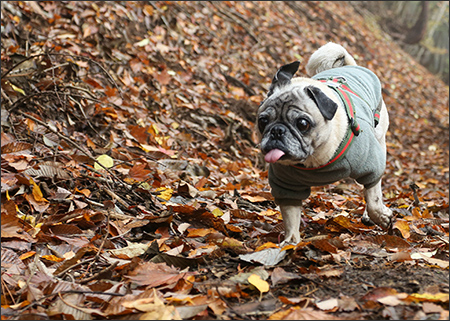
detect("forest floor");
top-left (1, 1), bottom-right (448, 320)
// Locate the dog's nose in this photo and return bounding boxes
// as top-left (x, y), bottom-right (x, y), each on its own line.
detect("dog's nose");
top-left (270, 124), bottom-right (285, 139)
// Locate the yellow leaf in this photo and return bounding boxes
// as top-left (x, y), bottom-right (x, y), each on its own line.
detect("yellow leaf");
top-left (155, 187), bottom-right (173, 201)
top-left (410, 292), bottom-right (449, 303)
top-left (186, 228), bottom-right (216, 238)
top-left (19, 251), bottom-right (36, 260)
top-left (221, 237), bottom-right (244, 248)
top-left (17, 213), bottom-right (36, 225)
top-left (152, 124), bottom-right (160, 135)
top-left (212, 208), bottom-right (224, 217)
top-left (248, 274), bottom-right (269, 293)
top-left (393, 220), bottom-right (410, 239)
top-left (135, 38), bottom-right (150, 47)
top-left (11, 83), bottom-right (26, 96)
top-left (255, 242), bottom-right (279, 252)
top-left (41, 255), bottom-right (65, 262)
top-left (138, 182), bottom-right (152, 190)
top-left (94, 154), bottom-right (114, 170)
top-left (258, 209), bottom-right (278, 217)
top-left (29, 178), bottom-right (48, 202)
top-left (154, 136), bottom-right (164, 145)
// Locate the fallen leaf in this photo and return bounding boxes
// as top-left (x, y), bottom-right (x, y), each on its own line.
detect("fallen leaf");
top-left (186, 228), bottom-right (216, 238)
top-left (239, 247), bottom-right (287, 266)
top-left (126, 262), bottom-right (196, 288)
top-left (108, 243), bottom-right (151, 258)
top-left (393, 220), bottom-right (411, 239)
top-left (255, 242), bottom-right (279, 251)
top-left (19, 251), bottom-right (36, 260)
top-left (377, 295), bottom-right (404, 306)
top-left (369, 234), bottom-right (411, 249)
top-left (422, 301), bottom-right (445, 313)
top-left (155, 187), bottom-right (173, 201)
top-left (94, 154), bottom-right (114, 170)
top-left (316, 298), bottom-right (339, 311)
top-left (361, 287), bottom-right (399, 301)
top-left (272, 306), bottom-right (339, 320)
top-left (30, 178), bottom-right (48, 202)
top-left (410, 292), bottom-right (449, 303)
top-left (338, 295), bottom-right (359, 312)
top-left (248, 274), bottom-right (270, 293)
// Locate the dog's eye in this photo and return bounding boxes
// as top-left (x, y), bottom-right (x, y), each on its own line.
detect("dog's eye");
top-left (297, 118), bottom-right (310, 132)
top-left (258, 117), bottom-right (269, 132)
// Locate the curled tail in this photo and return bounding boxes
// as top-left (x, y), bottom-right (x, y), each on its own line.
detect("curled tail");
top-left (305, 42), bottom-right (357, 76)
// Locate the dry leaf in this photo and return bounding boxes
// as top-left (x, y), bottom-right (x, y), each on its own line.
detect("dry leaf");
top-left (94, 154), bottom-right (114, 170)
top-left (316, 298), bottom-right (339, 311)
top-left (248, 274), bottom-right (270, 293)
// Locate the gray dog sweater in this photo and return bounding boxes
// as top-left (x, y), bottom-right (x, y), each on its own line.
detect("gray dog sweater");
top-left (269, 66), bottom-right (386, 204)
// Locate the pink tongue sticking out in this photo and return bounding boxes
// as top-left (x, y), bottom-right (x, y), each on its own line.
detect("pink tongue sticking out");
top-left (264, 149), bottom-right (285, 163)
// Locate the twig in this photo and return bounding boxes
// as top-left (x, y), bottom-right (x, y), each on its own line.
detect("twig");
top-left (209, 2), bottom-right (259, 43)
top-left (1, 275), bottom-right (16, 305)
top-left (80, 171), bottom-right (116, 185)
top-left (1, 54), bottom-right (39, 79)
top-left (1, 52), bottom-right (123, 98)
top-left (102, 187), bottom-right (130, 208)
top-left (58, 292), bottom-right (106, 317)
top-left (221, 72), bottom-right (256, 96)
top-left (82, 202), bottom-right (113, 278)
top-left (42, 62), bottom-right (69, 73)
top-left (12, 290), bottom-right (124, 316)
top-left (6, 90), bottom-right (56, 112)
top-left (64, 85), bottom-right (99, 99)
top-left (79, 170), bottom-right (132, 190)
top-left (55, 257), bottom-right (96, 279)
top-left (81, 199), bottom-right (136, 220)
top-left (67, 94), bottom-right (108, 143)
top-left (17, 111), bottom-right (130, 190)
top-left (78, 261), bottom-right (119, 285)
top-left (6, 88), bottom-right (120, 113)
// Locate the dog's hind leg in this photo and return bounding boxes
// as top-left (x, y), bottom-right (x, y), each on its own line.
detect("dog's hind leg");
top-left (362, 99), bottom-right (392, 228)
top-left (362, 180), bottom-right (393, 229)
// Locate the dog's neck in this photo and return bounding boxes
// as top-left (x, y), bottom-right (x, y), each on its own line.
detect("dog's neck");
top-left (297, 79), bottom-right (348, 168)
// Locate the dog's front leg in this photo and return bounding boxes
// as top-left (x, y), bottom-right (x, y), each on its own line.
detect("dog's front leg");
top-left (279, 203), bottom-right (302, 244)
top-left (362, 180), bottom-right (392, 229)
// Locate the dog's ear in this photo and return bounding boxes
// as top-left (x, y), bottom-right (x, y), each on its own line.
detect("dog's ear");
top-left (305, 86), bottom-right (338, 120)
top-left (267, 61), bottom-right (300, 97)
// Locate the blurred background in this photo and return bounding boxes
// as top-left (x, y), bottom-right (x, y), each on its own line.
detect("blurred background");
top-left (358, 1), bottom-right (449, 84)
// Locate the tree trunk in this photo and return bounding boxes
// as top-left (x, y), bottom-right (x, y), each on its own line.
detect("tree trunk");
top-left (403, 1), bottom-right (429, 44)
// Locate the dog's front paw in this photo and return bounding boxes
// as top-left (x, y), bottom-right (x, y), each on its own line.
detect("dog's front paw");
top-left (279, 204), bottom-right (302, 246)
top-left (364, 206), bottom-right (393, 229)
top-left (281, 233), bottom-right (301, 246)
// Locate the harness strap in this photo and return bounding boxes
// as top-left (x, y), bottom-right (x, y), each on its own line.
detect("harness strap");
top-left (319, 77), bottom-right (361, 136)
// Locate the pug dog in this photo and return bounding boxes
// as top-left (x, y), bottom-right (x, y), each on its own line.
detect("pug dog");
top-left (257, 42), bottom-right (392, 244)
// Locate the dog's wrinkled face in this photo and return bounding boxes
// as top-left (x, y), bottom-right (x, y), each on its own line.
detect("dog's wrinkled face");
top-left (258, 86), bottom-right (328, 165)
top-left (257, 62), bottom-right (339, 166)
